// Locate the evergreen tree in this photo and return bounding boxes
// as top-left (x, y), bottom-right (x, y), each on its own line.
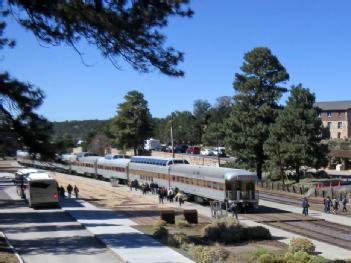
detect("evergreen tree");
top-left (193, 100), bottom-right (211, 144)
top-left (110, 91), bottom-right (153, 155)
top-left (226, 47), bottom-right (289, 179)
top-left (264, 85), bottom-right (329, 182)
top-left (0, 73), bottom-right (54, 158)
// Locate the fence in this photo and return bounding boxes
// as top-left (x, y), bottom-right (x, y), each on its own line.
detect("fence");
top-left (256, 180), bottom-right (351, 200)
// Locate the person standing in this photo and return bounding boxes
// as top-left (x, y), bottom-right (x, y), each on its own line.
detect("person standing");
top-left (342, 197), bottom-right (348, 212)
top-left (323, 197), bottom-right (327, 213)
top-left (302, 197), bottom-right (309, 216)
top-left (73, 185), bottom-right (79, 198)
top-left (229, 202), bottom-right (238, 220)
top-left (67, 184), bottom-right (73, 198)
top-left (59, 186), bottom-right (65, 199)
top-left (326, 196), bottom-right (331, 213)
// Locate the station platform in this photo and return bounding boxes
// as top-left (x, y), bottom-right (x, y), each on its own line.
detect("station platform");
top-left (60, 198), bottom-right (194, 263)
top-left (114, 186), bottom-right (351, 260)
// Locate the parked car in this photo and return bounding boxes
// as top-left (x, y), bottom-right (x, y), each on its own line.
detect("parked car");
top-left (174, 144), bottom-right (188, 153)
top-left (154, 144), bottom-right (168, 152)
top-left (186, 146), bottom-right (200, 155)
top-left (200, 148), bottom-right (214, 156)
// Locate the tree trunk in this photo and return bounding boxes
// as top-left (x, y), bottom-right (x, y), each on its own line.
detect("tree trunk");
top-left (256, 162), bottom-right (262, 180)
top-left (133, 147), bottom-right (137, 156)
top-left (295, 166), bottom-right (300, 183)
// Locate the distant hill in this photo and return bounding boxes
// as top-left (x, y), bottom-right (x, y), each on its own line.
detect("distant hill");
top-left (51, 119), bottom-right (109, 141)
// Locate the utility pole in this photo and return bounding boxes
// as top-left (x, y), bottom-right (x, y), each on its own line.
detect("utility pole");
top-left (216, 134), bottom-right (220, 167)
top-left (170, 114), bottom-right (175, 158)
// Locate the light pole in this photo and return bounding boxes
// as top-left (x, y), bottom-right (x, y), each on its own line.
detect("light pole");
top-left (170, 114), bottom-right (175, 158)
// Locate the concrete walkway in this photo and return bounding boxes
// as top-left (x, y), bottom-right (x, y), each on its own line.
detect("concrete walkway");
top-left (0, 182), bottom-right (122, 263)
top-left (60, 198), bottom-right (194, 263)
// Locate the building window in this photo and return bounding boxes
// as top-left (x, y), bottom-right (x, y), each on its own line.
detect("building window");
top-left (338, 122), bottom-right (342, 129)
top-left (338, 112), bottom-right (342, 118)
top-left (338, 132), bottom-right (341, 139)
top-left (327, 112), bottom-right (332, 117)
top-left (327, 122), bottom-right (332, 129)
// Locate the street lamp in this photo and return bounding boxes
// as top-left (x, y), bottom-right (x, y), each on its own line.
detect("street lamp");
top-left (170, 114), bottom-right (175, 158)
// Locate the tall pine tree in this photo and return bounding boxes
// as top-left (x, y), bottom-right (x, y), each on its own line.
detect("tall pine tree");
top-left (226, 47), bottom-right (289, 179)
top-left (110, 91), bottom-right (153, 155)
top-left (264, 85), bottom-right (329, 182)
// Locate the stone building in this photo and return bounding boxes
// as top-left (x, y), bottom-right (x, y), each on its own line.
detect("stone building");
top-left (315, 100), bottom-right (351, 139)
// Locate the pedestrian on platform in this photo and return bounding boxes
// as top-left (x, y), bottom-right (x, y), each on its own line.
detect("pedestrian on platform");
top-left (158, 188), bottom-right (164, 204)
top-left (323, 197), bottom-right (328, 213)
top-left (67, 184), bottom-right (73, 198)
top-left (332, 198), bottom-right (338, 214)
top-left (59, 186), bottom-right (65, 198)
top-left (302, 197), bottom-right (309, 216)
top-left (326, 196), bottom-right (331, 213)
top-left (342, 197), bottom-right (348, 212)
top-left (74, 185), bottom-right (79, 198)
top-left (176, 192), bottom-right (185, 206)
top-left (229, 202), bottom-right (238, 220)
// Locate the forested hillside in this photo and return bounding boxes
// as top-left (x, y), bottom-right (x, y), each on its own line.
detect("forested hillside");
top-left (51, 120), bottom-right (109, 141)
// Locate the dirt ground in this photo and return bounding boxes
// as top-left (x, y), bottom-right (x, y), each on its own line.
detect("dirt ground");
top-left (0, 236), bottom-right (19, 263)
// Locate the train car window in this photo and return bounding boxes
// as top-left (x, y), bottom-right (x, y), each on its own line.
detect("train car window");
top-left (207, 181), bottom-right (212, 188)
top-left (218, 183), bottom-right (224, 190)
top-left (212, 182), bottom-right (218, 190)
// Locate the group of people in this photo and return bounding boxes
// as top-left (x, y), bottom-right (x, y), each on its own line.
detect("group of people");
top-left (128, 179), bottom-right (185, 206)
top-left (58, 184), bottom-right (79, 199)
top-left (302, 196), bottom-right (348, 216)
top-left (323, 196), bottom-right (347, 214)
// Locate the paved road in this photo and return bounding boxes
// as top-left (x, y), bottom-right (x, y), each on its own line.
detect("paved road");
top-left (0, 176), bottom-right (122, 263)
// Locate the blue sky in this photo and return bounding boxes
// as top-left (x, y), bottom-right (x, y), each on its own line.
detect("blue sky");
top-left (2, 0), bottom-right (351, 121)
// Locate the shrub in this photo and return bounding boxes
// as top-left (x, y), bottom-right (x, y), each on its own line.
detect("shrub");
top-left (166, 232), bottom-right (190, 249)
top-left (251, 247), bottom-right (272, 260)
top-left (245, 226), bottom-right (272, 240)
top-left (175, 219), bottom-right (191, 228)
top-left (189, 245), bottom-right (228, 263)
top-left (201, 218), bottom-right (271, 244)
top-left (153, 226), bottom-right (168, 241)
top-left (257, 253), bottom-right (274, 263)
top-left (154, 219), bottom-right (167, 228)
top-left (288, 238), bottom-right (315, 254)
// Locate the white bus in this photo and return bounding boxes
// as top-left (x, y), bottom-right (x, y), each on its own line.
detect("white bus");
top-left (23, 173), bottom-right (59, 208)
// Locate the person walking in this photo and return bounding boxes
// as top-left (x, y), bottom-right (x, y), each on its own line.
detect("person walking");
top-left (326, 196), bottom-right (331, 213)
top-left (323, 197), bottom-right (328, 213)
top-left (59, 186), bottom-right (65, 199)
top-left (229, 202), bottom-right (238, 220)
top-left (67, 184), bottom-right (73, 198)
top-left (176, 192), bottom-right (185, 206)
top-left (73, 185), bottom-right (79, 198)
top-left (302, 197), bottom-right (309, 216)
top-left (342, 197), bottom-right (348, 212)
top-left (332, 198), bottom-right (338, 214)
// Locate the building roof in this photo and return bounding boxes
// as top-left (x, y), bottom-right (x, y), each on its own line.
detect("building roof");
top-left (315, 101), bottom-right (351, 111)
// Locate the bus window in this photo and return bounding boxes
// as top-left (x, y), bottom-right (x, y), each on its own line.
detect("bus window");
top-left (30, 182), bottom-right (51, 189)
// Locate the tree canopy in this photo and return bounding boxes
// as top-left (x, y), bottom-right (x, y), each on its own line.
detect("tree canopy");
top-left (110, 90), bottom-right (153, 155)
top-left (4, 0), bottom-right (193, 76)
top-left (264, 85), bottom-right (329, 182)
top-left (225, 47), bottom-right (289, 179)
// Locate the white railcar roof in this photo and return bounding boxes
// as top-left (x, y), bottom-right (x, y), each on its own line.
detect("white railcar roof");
top-left (170, 164), bottom-right (257, 181)
top-left (97, 158), bottom-right (131, 166)
top-left (26, 173), bottom-right (53, 180)
top-left (78, 156), bottom-right (101, 162)
top-left (16, 168), bottom-right (39, 175)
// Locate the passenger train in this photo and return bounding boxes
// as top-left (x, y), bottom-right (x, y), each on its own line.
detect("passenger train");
top-left (16, 151), bottom-right (259, 209)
